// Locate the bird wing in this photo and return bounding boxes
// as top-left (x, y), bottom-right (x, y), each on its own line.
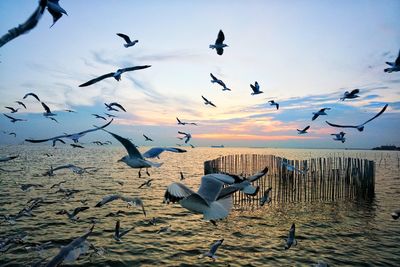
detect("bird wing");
top-left (115, 220), bottom-right (120, 237)
top-left (164, 182), bottom-right (194, 203)
top-left (351, 89), bottom-right (360, 95)
top-left (325, 121), bottom-right (358, 128)
top-left (109, 102), bottom-right (126, 112)
top-left (209, 101), bottom-right (217, 107)
top-left (79, 72), bottom-right (115, 87)
top-left (178, 131), bottom-right (188, 136)
top-left (197, 175), bottom-right (224, 203)
top-left (205, 173), bottom-right (238, 184)
top-left (52, 164), bottom-right (74, 172)
top-left (215, 30), bottom-right (225, 45)
top-left (303, 126), bottom-right (310, 131)
top-left (250, 84), bottom-right (256, 92)
top-left (276, 103), bottom-right (279, 110)
top-left (72, 206), bottom-right (89, 217)
top-left (95, 194), bottom-right (121, 207)
top-left (210, 73), bottom-right (217, 81)
top-left (41, 102), bottom-right (51, 113)
top-left (209, 240), bottom-right (222, 255)
top-left (396, 49), bottom-right (400, 66)
top-left (201, 95), bottom-right (208, 102)
top-left (5, 107), bottom-right (15, 112)
top-left (102, 129), bottom-right (143, 159)
top-left (80, 118), bottom-right (113, 135)
top-left (312, 114), bottom-right (319, 121)
top-left (143, 147), bottom-right (186, 158)
top-left (120, 65), bottom-right (151, 73)
top-left (119, 227), bottom-right (133, 238)
top-left (247, 166), bottom-right (269, 182)
top-left (361, 104), bottom-right (388, 126)
top-left (16, 101), bottom-right (27, 109)
top-left (176, 117), bottom-right (182, 124)
top-left (116, 33), bottom-right (131, 43)
top-left (23, 93), bottom-right (41, 102)
top-left (3, 114), bottom-right (15, 120)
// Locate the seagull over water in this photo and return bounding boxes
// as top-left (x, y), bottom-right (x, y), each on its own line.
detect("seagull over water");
top-left (297, 125), bottom-right (310, 134)
top-left (326, 104), bottom-right (388, 132)
top-left (331, 132), bottom-right (346, 143)
top-left (285, 223), bottom-right (297, 250)
top-left (203, 239), bottom-right (224, 261)
top-left (143, 134), bottom-right (153, 142)
top-left (178, 131), bottom-right (192, 143)
top-left (56, 206), bottom-right (89, 220)
top-left (100, 129), bottom-right (163, 177)
top-left (3, 114), bottom-right (27, 123)
top-left (250, 81), bottom-right (263, 95)
top-left (95, 194), bottom-right (146, 216)
top-left (41, 102), bottom-right (56, 117)
top-left (268, 100), bottom-right (279, 110)
top-left (92, 114), bottom-right (107, 120)
top-left (340, 89), bottom-right (360, 101)
top-left (384, 49), bottom-right (400, 73)
top-left (5, 106), bottom-right (19, 113)
top-left (105, 102), bottom-right (126, 112)
top-left (114, 220), bottom-right (134, 241)
top-left (117, 33), bottom-right (138, 48)
top-left (210, 73), bottom-right (231, 91)
top-left (176, 117), bottom-right (197, 125)
top-left (142, 147), bottom-right (187, 159)
top-left (79, 65), bottom-right (151, 87)
top-left (25, 119), bottom-right (113, 144)
top-left (15, 101), bottom-right (26, 109)
top-left (23, 92), bottom-right (41, 102)
top-left (202, 96), bottom-right (216, 107)
top-left (209, 30), bottom-right (228, 56)
top-left (312, 108), bottom-right (330, 121)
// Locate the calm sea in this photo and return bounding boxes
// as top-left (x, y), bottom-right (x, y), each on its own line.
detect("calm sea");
top-left (0, 145), bottom-right (399, 266)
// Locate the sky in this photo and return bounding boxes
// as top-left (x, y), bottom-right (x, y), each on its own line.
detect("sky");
top-left (0, 0), bottom-right (399, 148)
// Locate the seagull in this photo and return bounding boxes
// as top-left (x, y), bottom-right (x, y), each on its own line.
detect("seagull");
top-left (297, 126), bottom-right (310, 134)
top-left (281, 161), bottom-right (308, 174)
top-left (15, 101), bottom-right (26, 109)
top-left (23, 92), bottom-right (41, 102)
top-left (285, 223), bottom-right (297, 250)
top-left (65, 109), bottom-right (76, 113)
top-left (340, 89), bottom-right (360, 101)
top-left (70, 144), bottom-right (84, 149)
top-left (50, 180), bottom-right (67, 189)
top-left (105, 102), bottom-right (126, 112)
top-left (52, 138), bottom-right (66, 147)
top-left (5, 107), bottom-right (19, 113)
top-left (268, 100), bottom-right (279, 110)
top-left (47, 117), bottom-right (59, 123)
top-left (95, 194), bottom-right (146, 216)
top-left (201, 96), bottom-right (216, 107)
top-left (113, 220), bottom-right (134, 241)
top-left (46, 0), bottom-right (68, 28)
top-left (180, 171), bottom-right (185, 180)
top-left (99, 129), bottom-right (163, 177)
top-left (250, 81), bottom-right (263, 95)
top-left (142, 147), bottom-right (187, 159)
top-left (43, 164), bottom-right (94, 176)
top-left (326, 104), bottom-right (388, 132)
top-left (143, 134), bottom-right (153, 142)
top-left (116, 33), bottom-right (138, 48)
top-left (391, 209), bottom-right (400, 220)
top-left (312, 108), bottom-right (330, 121)
top-left (92, 114), bottom-right (107, 120)
top-left (331, 132), bottom-right (346, 143)
top-left (178, 131), bottom-right (192, 143)
top-left (3, 114), bottom-right (26, 123)
top-left (45, 225), bottom-right (94, 267)
top-left (25, 119), bottom-right (113, 144)
top-left (203, 239), bottom-right (224, 261)
top-left (105, 113), bottom-right (117, 118)
top-left (0, 155), bottom-right (19, 162)
top-left (209, 30), bottom-right (228, 56)
top-left (260, 187), bottom-right (272, 206)
top-left (210, 73), bottom-right (230, 91)
top-left (176, 117), bottom-right (197, 125)
top-left (163, 175), bottom-right (246, 221)
top-left (56, 206), bottom-right (90, 220)
top-left (384, 49), bottom-right (400, 73)
top-left (79, 65), bottom-right (151, 87)
top-left (8, 132), bottom-right (16, 137)
top-left (41, 102), bottom-right (56, 117)
top-left (138, 179), bottom-right (153, 189)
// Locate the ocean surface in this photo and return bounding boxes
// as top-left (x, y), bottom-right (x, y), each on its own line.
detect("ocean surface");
top-left (0, 145), bottom-right (399, 266)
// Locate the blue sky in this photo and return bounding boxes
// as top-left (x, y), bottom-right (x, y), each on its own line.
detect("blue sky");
top-left (0, 0), bottom-right (399, 148)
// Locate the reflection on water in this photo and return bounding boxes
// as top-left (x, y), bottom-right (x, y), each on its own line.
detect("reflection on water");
top-left (0, 145), bottom-right (399, 266)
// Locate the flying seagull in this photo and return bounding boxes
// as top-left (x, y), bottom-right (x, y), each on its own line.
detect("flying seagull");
top-left (285, 223), bottom-right (297, 250)
top-left (3, 114), bottom-right (26, 123)
top-left (312, 108), bottom-right (330, 121)
top-left (105, 113), bottom-right (117, 118)
top-left (340, 89), bottom-right (360, 101)
top-left (391, 209), bottom-right (400, 220)
top-left (142, 147), bottom-right (187, 159)
top-left (210, 73), bottom-right (230, 91)
top-left (384, 49), bottom-right (400, 73)
top-left (47, 0), bottom-right (68, 27)
top-left (95, 194), bottom-right (146, 216)
top-left (99, 129), bottom-right (163, 177)
top-left (65, 109), bottom-right (76, 113)
top-left (331, 132), bottom-right (346, 143)
top-left (143, 134), bottom-right (153, 142)
top-left (176, 117), bottom-right (197, 125)
top-left (41, 102), bottom-right (56, 117)
top-left (56, 206), bottom-right (89, 220)
top-left (326, 104), bottom-right (388, 132)
top-left (203, 239), bottom-right (224, 260)
top-left (47, 117), bottom-right (59, 123)
top-left (5, 107), bottom-right (19, 113)
top-left (202, 96), bottom-right (216, 107)
top-left (15, 101), bottom-right (26, 109)
top-left (114, 220), bottom-right (134, 241)
top-left (9, 132), bottom-right (17, 137)
top-left (116, 33), bottom-right (138, 48)
top-left (79, 65), bottom-right (151, 87)
top-left (209, 30), bottom-right (228, 55)
top-left (70, 144), bottom-right (84, 149)
top-left (92, 114), bottom-right (107, 120)
top-left (260, 187), bottom-right (272, 206)
top-left (23, 92), bottom-right (41, 102)
top-left (178, 131), bottom-right (192, 143)
top-left (268, 100), bottom-right (279, 110)
top-left (250, 81), bottom-right (263, 95)
top-left (297, 125), bottom-right (310, 134)
top-left (45, 225), bottom-right (94, 267)
top-left (138, 179), bottom-right (153, 189)
top-left (105, 102), bottom-right (126, 112)
top-left (25, 119), bottom-right (113, 144)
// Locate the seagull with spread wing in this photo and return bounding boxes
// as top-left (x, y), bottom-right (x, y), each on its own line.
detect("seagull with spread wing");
top-left (340, 89), bottom-right (360, 101)
top-left (41, 102), bottom-right (56, 117)
top-left (176, 117), bottom-right (197, 125)
top-left (312, 108), bottom-right (330, 121)
top-left (178, 131), bottom-right (192, 143)
top-left (56, 206), bottom-right (89, 220)
top-left (3, 114), bottom-right (26, 123)
top-left (250, 81), bottom-right (263, 95)
top-left (5, 106), bottom-right (19, 113)
top-left (116, 33), bottom-right (138, 48)
top-left (331, 132), bottom-right (346, 143)
top-left (113, 220), bottom-right (134, 241)
top-left (95, 194), bottom-right (146, 216)
top-left (268, 100), bottom-right (279, 110)
top-left (92, 114), bottom-right (106, 120)
top-left (79, 65), bottom-right (151, 87)
top-left (202, 96), bottom-right (216, 107)
top-left (15, 101), bottom-right (26, 109)
top-left (23, 92), bottom-right (41, 102)
top-left (203, 239), bottom-right (224, 261)
top-left (210, 73), bottom-right (230, 91)
top-left (326, 104), bottom-right (388, 132)
top-left (209, 30), bottom-right (228, 55)
top-left (105, 102), bottom-right (126, 112)
top-left (142, 147), bottom-right (186, 159)
top-left (297, 125), bottom-right (310, 134)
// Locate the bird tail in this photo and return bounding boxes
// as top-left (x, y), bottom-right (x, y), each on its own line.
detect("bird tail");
top-left (203, 196), bottom-right (232, 221)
